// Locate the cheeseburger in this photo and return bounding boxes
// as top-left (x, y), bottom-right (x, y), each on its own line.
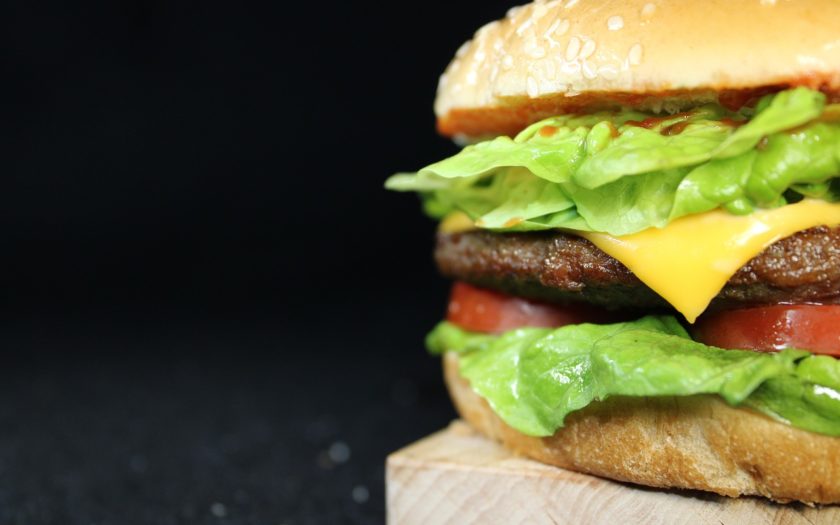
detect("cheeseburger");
top-left (387, 0), bottom-right (840, 503)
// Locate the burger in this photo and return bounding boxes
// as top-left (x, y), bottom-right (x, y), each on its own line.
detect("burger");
top-left (386, 0), bottom-right (840, 503)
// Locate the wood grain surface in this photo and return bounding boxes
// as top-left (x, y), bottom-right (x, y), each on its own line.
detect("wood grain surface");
top-left (386, 421), bottom-right (840, 525)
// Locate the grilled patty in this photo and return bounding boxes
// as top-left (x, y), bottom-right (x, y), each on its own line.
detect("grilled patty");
top-left (435, 227), bottom-right (840, 312)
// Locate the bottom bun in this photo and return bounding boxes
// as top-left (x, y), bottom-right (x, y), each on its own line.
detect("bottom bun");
top-left (444, 352), bottom-right (840, 504)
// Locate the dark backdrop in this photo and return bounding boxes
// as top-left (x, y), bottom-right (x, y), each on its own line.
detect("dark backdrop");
top-left (1, 1), bottom-right (514, 524)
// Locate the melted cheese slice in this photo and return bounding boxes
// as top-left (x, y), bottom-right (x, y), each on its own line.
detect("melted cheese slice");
top-left (582, 200), bottom-right (840, 323)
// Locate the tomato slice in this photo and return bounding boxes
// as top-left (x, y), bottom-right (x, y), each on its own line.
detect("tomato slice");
top-left (446, 282), bottom-right (613, 334)
top-left (693, 304), bottom-right (840, 356)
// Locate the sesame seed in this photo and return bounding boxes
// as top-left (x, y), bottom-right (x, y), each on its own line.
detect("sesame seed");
top-left (438, 72), bottom-right (449, 89)
top-left (532, 3), bottom-right (549, 19)
top-left (536, 58), bottom-right (557, 80)
top-left (477, 20), bottom-right (499, 37)
top-left (582, 61), bottom-right (597, 79)
top-left (516, 18), bottom-right (534, 36)
top-left (598, 65), bottom-right (619, 80)
top-left (455, 41), bottom-right (470, 58)
top-left (556, 19), bottom-right (570, 36)
top-left (525, 37), bottom-right (546, 58)
top-left (543, 58), bottom-right (557, 79)
top-left (628, 43), bottom-right (644, 65)
top-left (560, 60), bottom-right (581, 75)
top-left (641, 3), bottom-right (656, 17)
top-left (489, 64), bottom-right (500, 83)
top-left (607, 15), bottom-right (624, 31)
top-left (544, 19), bottom-right (562, 38)
top-left (526, 76), bottom-right (540, 98)
top-left (502, 54), bottom-right (515, 70)
top-left (579, 39), bottom-right (596, 59)
top-left (565, 36), bottom-right (581, 61)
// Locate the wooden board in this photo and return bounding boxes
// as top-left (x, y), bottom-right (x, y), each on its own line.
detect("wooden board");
top-left (386, 420), bottom-right (840, 525)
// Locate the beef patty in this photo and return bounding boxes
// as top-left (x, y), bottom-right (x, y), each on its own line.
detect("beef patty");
top-left (435, 227), bottom-right (840, 312)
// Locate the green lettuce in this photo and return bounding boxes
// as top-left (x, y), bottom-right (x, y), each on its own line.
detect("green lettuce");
top-left (427, 318), bottom-right (840, 437)
top-left (387, 88), bottom-right (840, 235)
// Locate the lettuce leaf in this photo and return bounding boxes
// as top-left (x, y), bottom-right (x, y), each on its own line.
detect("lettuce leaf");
top-left (427, 318), bottom-right (840, 437)
top-left (387, 88), bottom-right (840, 235)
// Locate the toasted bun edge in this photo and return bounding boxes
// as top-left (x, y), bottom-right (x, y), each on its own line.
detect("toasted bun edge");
top-left (436, 0), bottom-right (840, 138)
top-left (444, 352), bottom-right (840, 504)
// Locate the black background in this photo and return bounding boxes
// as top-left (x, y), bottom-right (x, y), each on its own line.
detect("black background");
top-left (1, 1), bottom-right (514, 523)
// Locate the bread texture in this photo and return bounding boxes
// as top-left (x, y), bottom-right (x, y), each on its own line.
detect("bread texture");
top-left (444, 352), bottom-right (840, 504)
top-left (436, 0), bottom-right (840, 138)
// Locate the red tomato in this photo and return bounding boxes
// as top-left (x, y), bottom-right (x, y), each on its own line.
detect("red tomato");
top-left (446, 282), bottom-right (613, 334)
top-left (693, 305), bottom-right (840, 355)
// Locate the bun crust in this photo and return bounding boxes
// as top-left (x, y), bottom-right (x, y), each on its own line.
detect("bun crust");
top-left (444, 352), bottom-right (840, 503)
top-left (436, 0), bottom-right (840, 138)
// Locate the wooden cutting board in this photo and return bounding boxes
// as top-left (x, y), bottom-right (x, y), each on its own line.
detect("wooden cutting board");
top-left (386, 420), bottom-right (840, 524)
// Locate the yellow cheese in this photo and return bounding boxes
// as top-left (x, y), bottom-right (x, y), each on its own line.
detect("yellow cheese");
top-left (581, 200), bottom-right (840, 323)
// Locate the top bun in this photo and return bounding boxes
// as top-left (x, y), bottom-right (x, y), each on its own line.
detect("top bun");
top-left (436, 0), bottom-right (840, 138)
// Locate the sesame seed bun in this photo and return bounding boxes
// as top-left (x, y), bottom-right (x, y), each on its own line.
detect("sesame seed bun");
top-left (443, 352), bottom-right (840, 503)
top-left (436, 0), bottom-right (840, 139)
